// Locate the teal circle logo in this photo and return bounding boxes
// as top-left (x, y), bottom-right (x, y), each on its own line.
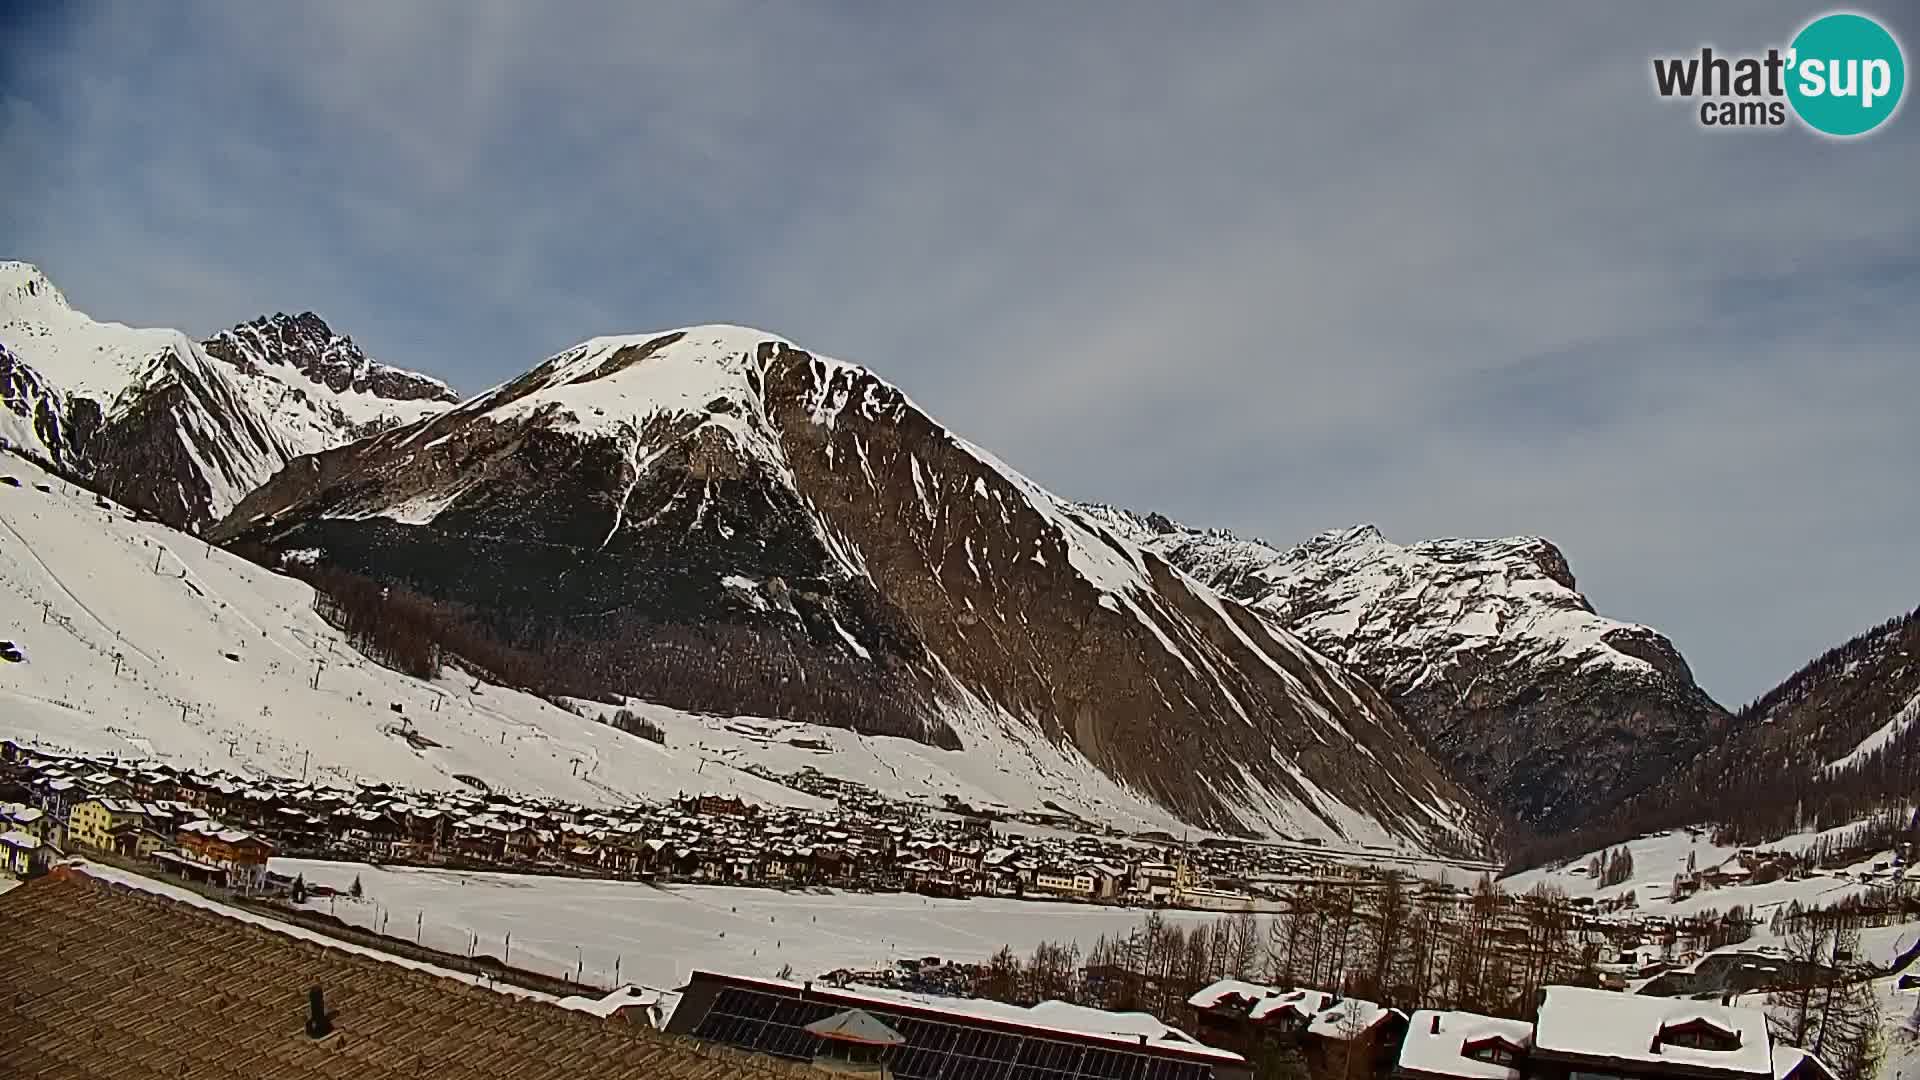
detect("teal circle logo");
top-left (1787, 12), bottom-right (1905, 136)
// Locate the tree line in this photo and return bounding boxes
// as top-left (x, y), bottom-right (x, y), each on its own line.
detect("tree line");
top-left (267, 557), bottom-right (961, 748)
top-left (976, 874), bottom-right (1599, 1026)
top-left (1766, 918), bottom-right (1885, 1080)
top-left (969, 879), bottom-right (1892, 1080)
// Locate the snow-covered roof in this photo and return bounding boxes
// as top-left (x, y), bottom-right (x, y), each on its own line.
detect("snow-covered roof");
top-left (0, 830), bottom-right (43, 850)
top-left (1533, 986), bottom-right (1771, 1077)
top-left (1399, 1010), bottom-right (1533, 1080)
top-left (1188, 978), bottom-right (1283, 1010)
top-left (1307, 999), bottom-right (1397, 1040)
top-left (1250, 988), bottom-right (1335, 1021)
top-left (1771, 1045), bottom-right (1836, 1080)
top-left (555, 985), bottom-right (664, 1022)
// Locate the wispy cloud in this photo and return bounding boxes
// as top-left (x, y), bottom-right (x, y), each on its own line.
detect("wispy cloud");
top-left (3, 1), bottom-right (1915, 703)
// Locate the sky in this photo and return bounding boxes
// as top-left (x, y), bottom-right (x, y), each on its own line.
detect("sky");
top-left (2, 2), bottom-right (1915, 707)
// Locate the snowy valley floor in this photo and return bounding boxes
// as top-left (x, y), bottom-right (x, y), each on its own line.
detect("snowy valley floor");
top-left (273, 857), bottom-right (1240, 995)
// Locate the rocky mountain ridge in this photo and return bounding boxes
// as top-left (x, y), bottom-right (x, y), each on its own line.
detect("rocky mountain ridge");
top-left (213, 325), bottom-right (1493, 853)
top-left (0, 261), bottom-right (457, 530)
top-left (1078, 504), bottom-right (1729, 835)
top-left (202, 311), bottom-right (458, 437)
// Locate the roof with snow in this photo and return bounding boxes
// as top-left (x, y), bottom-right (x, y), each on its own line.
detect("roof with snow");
top-left (1188, 978), bottom-right (1284, 1010)
top-left (1771, 1045), bottom-right (1837, 1080)
top-left (1306, 999), bottom-right (1400, 1040)
top-left (555, 984), bottom-right (667, 1022)
top-left (1533, 986), bottom-right (1771, 1078)
top-left (1399, 1010), bottom-right (1534, 1080)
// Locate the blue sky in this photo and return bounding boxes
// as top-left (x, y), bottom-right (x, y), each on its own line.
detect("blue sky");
top-left (3, 2), bottom-right (1916, 706)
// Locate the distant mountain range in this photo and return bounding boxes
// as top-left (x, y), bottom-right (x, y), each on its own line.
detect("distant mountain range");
top-left (4, 260), bottom-right (1910, 857)
top-left (1077, 508), bottom-right (1728, 836)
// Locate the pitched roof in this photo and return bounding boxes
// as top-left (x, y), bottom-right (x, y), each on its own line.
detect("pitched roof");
top-left (803, 1008), bottom-right (905, 1046)
top-left (0, 868), bottom-right (825, 1080)
top-left (1399, 1010), bottom-right (1534, 1080)
top-left (1533, 986), bottom-right (1772, 1078)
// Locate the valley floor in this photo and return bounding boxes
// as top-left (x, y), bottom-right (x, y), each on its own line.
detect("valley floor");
top-left (271, 855), bottom-right (1243, 995)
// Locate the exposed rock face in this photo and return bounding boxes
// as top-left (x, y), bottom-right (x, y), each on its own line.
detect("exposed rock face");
top-left (0, 262), bottom-right (456, 531)
top-left (0, 342), bottom-right (77, 469)
top-left (1079, 507), bottom-right (1728, 836)
top-left (203, 312), bottom-right (458, 435)
top-left (215, 326), bottom-right (1493, 853)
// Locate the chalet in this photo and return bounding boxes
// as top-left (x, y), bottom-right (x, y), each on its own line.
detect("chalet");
top-left (1, 829), bottom-right (46, 878)
top-left (175, 821), bottom-right (275, 890)
top-left (1399, 988), bottom-right (1826, 1080)
top-left (1396, 1010), bottom-right (1533, 1080)
top-left (1531, 985), bottom-right (1774, 1080)
top-left (1191, 979), bottom-right (1387, 1072)
top-left (1304, 999), bottom-right (1408, 1080)
top-left (32, 776), bottom-right (83, 820)
top-left (1, 802), bottom-right (47, 843)
top-left (691, 792), bottom-right (757, 819)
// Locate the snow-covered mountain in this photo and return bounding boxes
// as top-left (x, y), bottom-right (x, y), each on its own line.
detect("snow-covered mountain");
top-left (1079, 507), bottom-right (1728, 835)
top-left (0, 451), bottom-right (1229, 828)
top-left (202, 311), bottom-right (458, 439)
top-left (214, 326), bottom-right (1492, 854)
top-left (0, 262), bottom-right (456, 531)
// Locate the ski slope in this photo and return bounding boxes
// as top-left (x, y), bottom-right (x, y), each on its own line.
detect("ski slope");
top-left (0, 452), bottom-right (1211, 828)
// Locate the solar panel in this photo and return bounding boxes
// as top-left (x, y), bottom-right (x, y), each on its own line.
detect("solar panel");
top-left (686, 984), bottom-right (1223, 1080)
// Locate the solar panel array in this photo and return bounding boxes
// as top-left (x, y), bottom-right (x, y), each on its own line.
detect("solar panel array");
top-left (690, 985), bottom-right (1220, 1080)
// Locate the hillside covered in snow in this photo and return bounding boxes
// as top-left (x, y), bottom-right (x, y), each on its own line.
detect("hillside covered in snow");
top-left (212, 326), bottom-right (1492, 853)
top-left (0, 450), bottom-right (1278, 832)
top-left (1078, 507), bottom-right (1728, 836)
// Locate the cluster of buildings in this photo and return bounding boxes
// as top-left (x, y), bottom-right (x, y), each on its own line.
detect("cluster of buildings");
top-left (2, 769), bottom-right (276, 892)
top-left (0, 738), bottom-right (1277, 911)
top-left (1183, 978), bottom-right (1837, 1080)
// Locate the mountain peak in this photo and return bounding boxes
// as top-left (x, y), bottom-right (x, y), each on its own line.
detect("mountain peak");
top-left (0, 261), bottom-right (72, 314)
top-left (1120, 511), bottom-right (1725, 833)
top-left (204, 312), bottom-right (458, 406)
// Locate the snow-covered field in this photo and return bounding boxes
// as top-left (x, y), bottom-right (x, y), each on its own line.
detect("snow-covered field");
top-left (275, 857), bottom-right (1233, 995)
top-left (0, 452), bottom-right (1213, 830)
